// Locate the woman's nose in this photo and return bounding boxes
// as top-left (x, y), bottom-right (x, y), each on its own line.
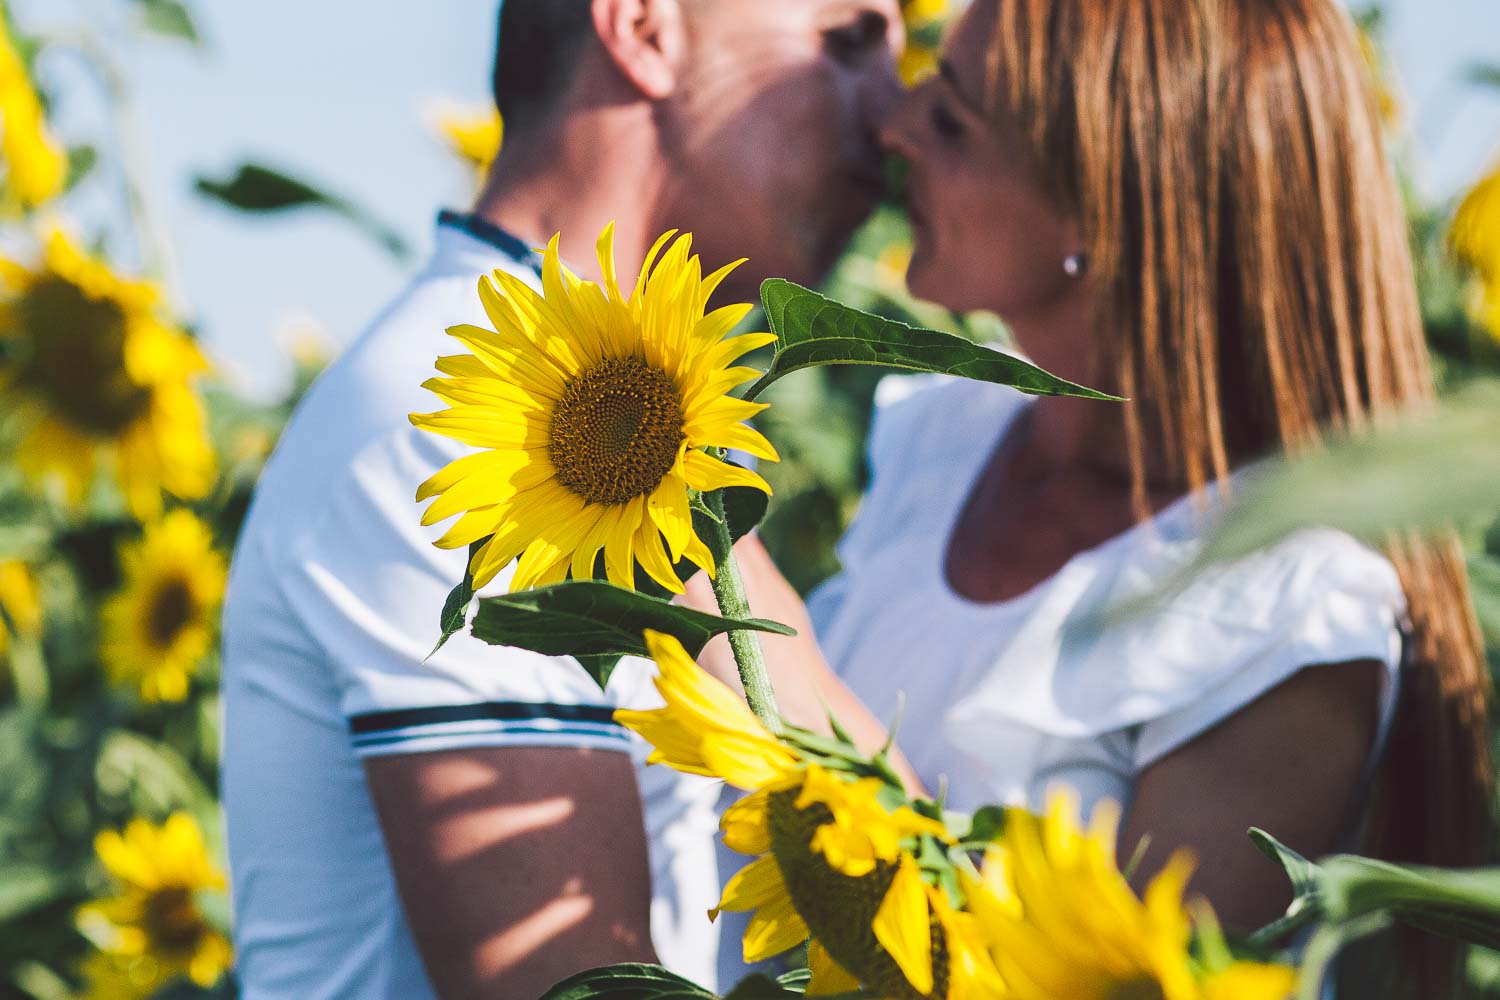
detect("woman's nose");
top-left (877, 88), bottom-right (924, 162)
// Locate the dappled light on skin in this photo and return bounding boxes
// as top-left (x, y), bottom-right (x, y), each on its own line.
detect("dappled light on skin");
top-left (433, 795), bottom-right (576, 865)
top-left (474, 889), bottom-right (596, 980)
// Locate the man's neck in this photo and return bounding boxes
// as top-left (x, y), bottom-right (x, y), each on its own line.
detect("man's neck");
top-left (470, 106), bottom-right (669, 285)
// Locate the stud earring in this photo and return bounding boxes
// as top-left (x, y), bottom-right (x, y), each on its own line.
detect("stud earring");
top-left (1063, 253), bottom-right (1087, 278)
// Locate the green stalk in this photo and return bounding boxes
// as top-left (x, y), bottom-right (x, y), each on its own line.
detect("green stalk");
top-left (701, 488), bottom-right (783, 735)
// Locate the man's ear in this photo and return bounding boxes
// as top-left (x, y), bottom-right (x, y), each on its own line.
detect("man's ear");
top-left (590, 0), bottom-right (688, 101)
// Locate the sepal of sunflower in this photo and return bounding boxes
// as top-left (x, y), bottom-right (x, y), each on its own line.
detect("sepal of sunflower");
top-left (75, 814), bottom-right (234, 997)
top-left (410, 222), bottom-right (778, 595)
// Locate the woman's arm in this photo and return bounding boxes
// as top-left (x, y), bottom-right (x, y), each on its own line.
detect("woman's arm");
top-left (683, 534), bottom-right (926, 794)
top-left (1120, 659), bottom-right (1384, 930)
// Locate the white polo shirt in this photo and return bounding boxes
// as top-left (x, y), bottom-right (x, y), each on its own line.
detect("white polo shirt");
top-left (221, 213), bottom-right (725, 1000)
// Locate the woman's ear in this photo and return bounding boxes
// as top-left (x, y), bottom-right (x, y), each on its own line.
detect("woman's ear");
top-left (591, 0), bottom-right (688, 101)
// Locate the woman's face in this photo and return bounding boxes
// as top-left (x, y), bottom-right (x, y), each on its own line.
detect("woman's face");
top-left (880, 0), bottom-right (1082, 318)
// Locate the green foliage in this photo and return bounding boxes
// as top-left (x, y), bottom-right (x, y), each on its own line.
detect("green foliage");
top-left (747, 279), bottom-right (1120, 404)
top-left (195, 162), bottom-right (410, 259)
top-left (134, 0), bottom-right (200, 44)
top-left (471, 582), bottom-right (796, 690)
top-left (538, 963), bottom-right (717, 1000)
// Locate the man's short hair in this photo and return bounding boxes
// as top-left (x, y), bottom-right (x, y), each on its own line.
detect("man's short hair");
top-left (491, 0), bottom-right (595, 137)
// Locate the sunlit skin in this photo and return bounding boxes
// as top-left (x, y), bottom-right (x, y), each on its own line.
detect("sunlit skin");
top-left (369, 2), bottom-right (908, 997)
top-left (708, 0), bottom-right (1387, 933)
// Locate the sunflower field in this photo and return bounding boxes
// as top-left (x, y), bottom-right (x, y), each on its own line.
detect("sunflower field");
top-left (0, 1), bottom-right (1499, 999)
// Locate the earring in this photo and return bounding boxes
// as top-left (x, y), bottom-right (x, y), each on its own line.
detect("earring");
top-left (1063, 253), bottom-right (1087, 278)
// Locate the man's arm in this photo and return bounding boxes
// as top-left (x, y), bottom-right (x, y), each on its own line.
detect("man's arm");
top-left (1120, 659), bottom-right (1383, 930)
top-left (365, 745), bottom-right (657, 1000)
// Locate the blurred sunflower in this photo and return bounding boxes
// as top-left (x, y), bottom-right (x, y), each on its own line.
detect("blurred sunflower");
top-left (0, 558), bottom-right (41, 662)
top-left (962, 790), bottom-right (1295, 1000)
top-left (1355, 25), bottom-right (1401, 129)
top-left (76, 814), bottom-right (233, 997)
top-left (619, 631), bottom-right (988, 999)
top-left (430, 101), bottom-right (503, 178)
top-left (0, 229), bottom-right (216, 517)
top-left (101, 509), bottom-right (226, 703)
top-left (900, 0), bottom-right (949, 86)
top-left (1450, 158), bottom-right (1500, 342)
top-left (411, 223), bottom-right (778, 594)
top-left (0, 15), bottom-right (67, 212)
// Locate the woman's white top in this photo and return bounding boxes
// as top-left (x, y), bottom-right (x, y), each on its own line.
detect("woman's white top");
top-left (807, 374), bottom-right (1407, 818)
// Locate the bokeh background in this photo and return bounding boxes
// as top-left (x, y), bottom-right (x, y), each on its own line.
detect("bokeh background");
top-left (0, 0), bottom-right (1497, 997)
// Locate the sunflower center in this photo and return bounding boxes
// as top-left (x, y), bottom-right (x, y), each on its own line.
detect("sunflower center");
top-left (13, 277), bottom-right (152, 435)
top-left (549, 356), bottom-right (685, 506)
top-left (147, 577), bottom-right (196, 649)
top-left (143, 887), bottom-right (206, 953)
top-left (1106, 979), bottom-right (1167, 1000)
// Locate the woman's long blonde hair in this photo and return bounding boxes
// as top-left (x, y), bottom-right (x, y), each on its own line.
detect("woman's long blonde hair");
top-left (982, 0), bottom-right (1491, 990)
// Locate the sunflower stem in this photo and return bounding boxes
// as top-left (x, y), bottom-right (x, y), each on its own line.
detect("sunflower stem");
top-left (702, 488), bottom-right (783, 735)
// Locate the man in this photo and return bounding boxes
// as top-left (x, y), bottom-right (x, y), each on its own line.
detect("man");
top-left (219, 1), bottom-right (903, 997)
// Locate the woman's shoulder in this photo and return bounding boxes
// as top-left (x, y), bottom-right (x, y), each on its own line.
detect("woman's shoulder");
top-left (867, 371), bottom-right (1029, 472)
top-left (1153, 517), bottom-right (1407, 634)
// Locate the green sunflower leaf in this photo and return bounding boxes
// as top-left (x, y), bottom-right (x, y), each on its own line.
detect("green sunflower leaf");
top-left (471, 581), bottom-right (795, 690)
top-left (1249, 828), bottom-right (1323, 901)
top-left (724, 973), bottom-right (806, 998)
top-left (1317, 856), bottom-right (1500, 951)
top-left (195, 162), bottom-right (410, 259)
top-left (430, 539), bottom-right (486, 656)
top-left (744, 279), bottom-right (1122, 403)
top-left (538, 962), bottom-right (716, 999)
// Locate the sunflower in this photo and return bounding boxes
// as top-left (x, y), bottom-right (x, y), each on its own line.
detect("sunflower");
top-left (76, 814), bottom-right (233, 996)
top-left (411, 223), bottom-right (778, 594)
top-left (101, 509), bottom-right (226, 703)
top-left (900, 0), bottom-right (949, 85)
top-left (716, 772), bottom-right (983, 1000)
top-left (430, 102), bottom-right (503, 178)
top-left (1451, 158), bottom-right (1500, 342)
top-left (0, 558), bottom-right (41, 661)
top-left (962, 790), bottom-right (1295, 1000)
top-left (0, 16), bottom-right (67, 213)
top-left (621, 630), bottom-right (991, 997)
top-left (614, 629), bottom-right (798, 787)
top-left (0, 229), bottom-right (216, 517)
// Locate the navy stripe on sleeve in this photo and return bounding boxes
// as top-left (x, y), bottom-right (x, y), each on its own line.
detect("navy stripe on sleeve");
top-left (348, 701), bottom-right (621, 736)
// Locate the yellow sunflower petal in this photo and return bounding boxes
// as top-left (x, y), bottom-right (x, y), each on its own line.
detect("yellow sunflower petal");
top-left (807, 938), bottom-right (862, 996)
top-left (872, 855), bottom-right (934, 996)
top-left (1201, 962), bottom-right (1297, 1000)
top-left (721, 789), bottom-right (773, 856)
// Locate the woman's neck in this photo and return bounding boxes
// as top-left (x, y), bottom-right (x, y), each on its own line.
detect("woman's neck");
top-left (1005, 296), bottom-right (1186, 498)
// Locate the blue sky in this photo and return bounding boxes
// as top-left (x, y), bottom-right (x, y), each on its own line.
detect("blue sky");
top-left (16, 0), bottom-right (1500, 400)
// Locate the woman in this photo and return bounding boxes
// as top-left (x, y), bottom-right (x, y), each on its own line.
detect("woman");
top-left (702, 0), bottom-right (1492, 992)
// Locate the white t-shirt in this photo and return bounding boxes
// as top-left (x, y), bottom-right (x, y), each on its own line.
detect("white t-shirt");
top-left (808, 373), bottom-right (1406, 817)
top-left (220, 213), bottom-right (725, 1000)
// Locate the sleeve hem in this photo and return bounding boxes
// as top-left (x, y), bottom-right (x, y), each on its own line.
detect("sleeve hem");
top-left (353, 728), bottom-right (635, 759)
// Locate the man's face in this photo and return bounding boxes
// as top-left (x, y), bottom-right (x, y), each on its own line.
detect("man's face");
top-left (654, 0), bottom-right (905, 297)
